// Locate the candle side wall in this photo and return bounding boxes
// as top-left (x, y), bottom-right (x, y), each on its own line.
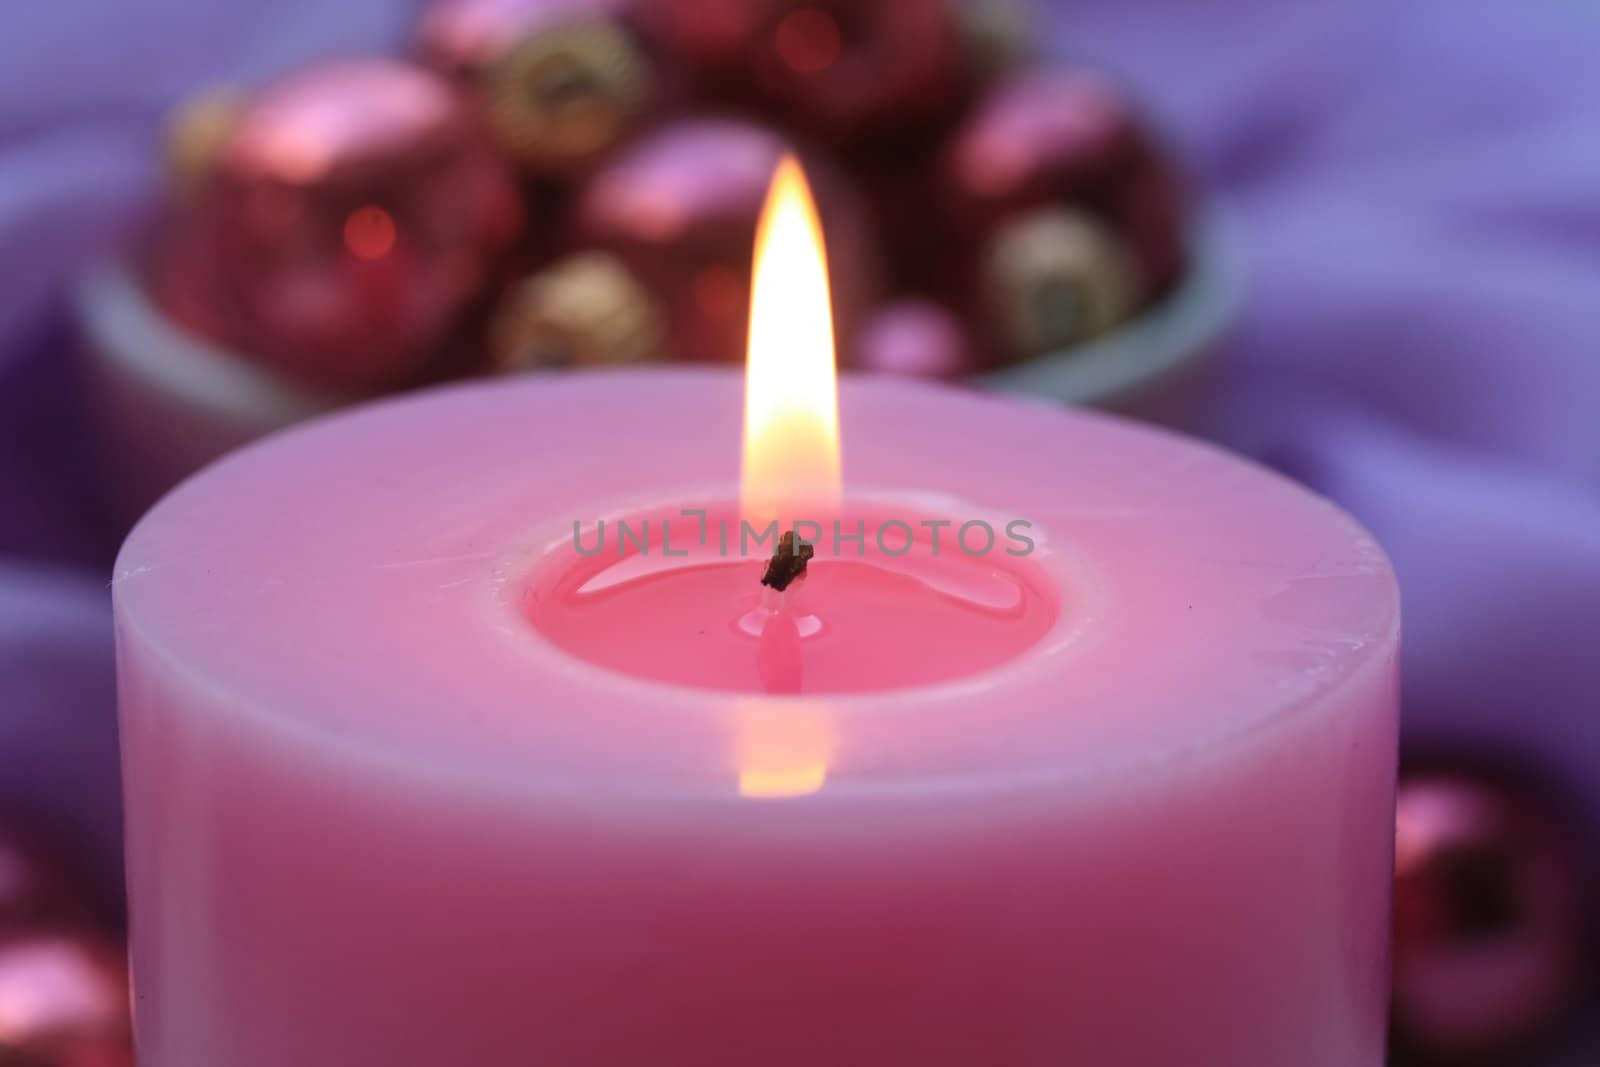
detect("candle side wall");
top-left (118, 627), bottom-right (1397, 1067)
top-left (112, 370), bottom-right (1401, 1067)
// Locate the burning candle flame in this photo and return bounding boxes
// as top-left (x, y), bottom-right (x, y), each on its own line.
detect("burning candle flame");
top-left (741, 154), bottom-right (841, 522)
top-left (734, 156), bottom-right (838, 797)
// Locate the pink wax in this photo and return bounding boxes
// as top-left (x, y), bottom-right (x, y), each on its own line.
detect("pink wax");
top-left (114, 369), bottom-right (1400, 1066)
top-left (527, 504), bottom-right (1060, 692)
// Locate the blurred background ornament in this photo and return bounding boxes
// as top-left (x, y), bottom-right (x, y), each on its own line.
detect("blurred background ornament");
top-left (130, 5), bottom-right (1200, 404)
top-left (78, 0), bottom-right (1217, 517)
top-left (416, 0), bottom-right (653, 178)
top-left (0, 831), bottom-right (88, 938)
top-left (938, 68), bottom-right (1186, 297)
top-left (631, 0), bottom-right (982, 144)
top-left (0, 929), bottom-right (132, 1067)
top-left (152, 58), bottom-right (525, 397)
top-left (956, 0), bottom-right (1031, 81)
top-left (624, 0), bottom-right (761, 75)
top-left (980, 206), bottom-right (1140, 362)
top-left (417, 0), bottom-right (625, 78)
top-left (1392, 769), bottom-right (1592, 1063)
top-left (489, 251), bottom-right (664, 370)
top-left (571, 117), bottom-right (880, 365)
top-left (160, 87), bottom-right (244, 203)
top-left (852, 299), bottom-right (977, 379)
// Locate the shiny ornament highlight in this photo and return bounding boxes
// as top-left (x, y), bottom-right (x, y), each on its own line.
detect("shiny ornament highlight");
top-left (852, 300), bottom-right (978, 379)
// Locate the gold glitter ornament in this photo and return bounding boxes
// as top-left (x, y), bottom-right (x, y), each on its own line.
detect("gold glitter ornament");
top-left (162, 86), bottom-right (244, 201)
top-left (983, 206), bottom-right (1140, 362)
top-left (490, 251), bottom-right (665, 371)
top-left (480, 15), bottom-right (650, 176)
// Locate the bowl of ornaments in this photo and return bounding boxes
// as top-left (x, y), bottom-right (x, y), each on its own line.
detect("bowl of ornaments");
top-left (79, 0), bottom-right (1238, 517)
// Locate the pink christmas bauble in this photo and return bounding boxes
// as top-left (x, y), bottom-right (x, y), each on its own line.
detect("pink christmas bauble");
top-left (0, 929), bottom-right (132, 1066)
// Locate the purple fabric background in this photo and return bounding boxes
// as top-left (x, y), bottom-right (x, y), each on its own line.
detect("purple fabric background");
top-left (1, 0), bottom-right (1597, 893)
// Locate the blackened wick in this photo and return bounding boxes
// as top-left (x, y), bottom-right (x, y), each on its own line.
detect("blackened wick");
top-left (760, 531), bottom-right (814, 592)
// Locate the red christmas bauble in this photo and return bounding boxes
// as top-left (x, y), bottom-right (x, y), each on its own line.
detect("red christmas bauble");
top-left (416, 0), bottom-right (654, 178)
top-left (937, 68), bottom-right (1187, 297)
top-left (630, 0), bottom-right (973, 143)
top-left (852, 300), bottom-right (979, 379)
top-left (571, 117), bottom-right (880, 364)
top-left (626, 0), bottom-right (763, 70)
top-left (0, 930), bottom-right (132, 1066)
top-left (1392, 772), bottom-right (1591, 1060)
top-left (153, 58), bottom-right (525, 397)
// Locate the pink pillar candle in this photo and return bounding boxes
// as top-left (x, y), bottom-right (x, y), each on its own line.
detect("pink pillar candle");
top-left (115, 370), bottom-right (1400, 1066)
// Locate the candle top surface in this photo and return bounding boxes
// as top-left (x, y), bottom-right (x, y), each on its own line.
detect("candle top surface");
top-left (116, 369), bottom-right (1398, 799)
